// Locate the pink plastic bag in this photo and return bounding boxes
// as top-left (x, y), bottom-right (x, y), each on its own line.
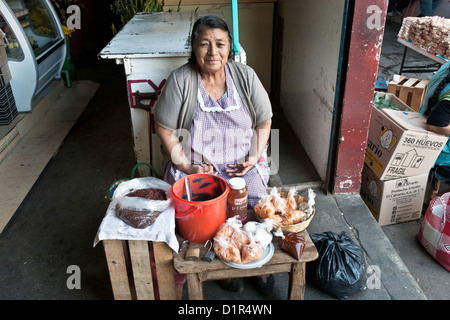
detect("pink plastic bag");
top-left (416, 192), bottom-right (450, 272)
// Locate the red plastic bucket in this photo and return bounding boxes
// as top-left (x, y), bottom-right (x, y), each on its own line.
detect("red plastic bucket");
top-left (171, 174), bottom-right (229, 244)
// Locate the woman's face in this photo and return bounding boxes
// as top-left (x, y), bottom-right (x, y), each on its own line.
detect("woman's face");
top-left (193, 27), bottom-right (230, 75)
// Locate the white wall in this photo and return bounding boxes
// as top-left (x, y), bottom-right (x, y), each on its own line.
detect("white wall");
top-left (166, 2), bottom-right (274, 91)
top-left (277, 0), bottom-right (346, 180)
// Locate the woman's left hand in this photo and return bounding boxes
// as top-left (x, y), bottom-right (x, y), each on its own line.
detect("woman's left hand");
top-left (225, 156), bottom-right (258, 177)
top-left (226, 119), bottom-right (272, 177)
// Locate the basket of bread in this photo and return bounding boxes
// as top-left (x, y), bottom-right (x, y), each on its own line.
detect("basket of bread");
top-left (254, 187), bottom-right (316, 233)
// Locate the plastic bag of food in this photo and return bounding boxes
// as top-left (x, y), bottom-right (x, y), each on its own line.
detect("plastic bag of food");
top-left (286, 187), bottom-right (297, 210)
top-left (231, 227), bottom-right (251, 250)
top-left (243, 220), bottom-right (273, 248)
top-left (113, 177), bottom-right (172, 229)
top-left (308, 231), bottom-right (365, 299)
top-left (307, 188), bottom-right (316, 218)
top-left (243, 221), bottom-right (259, 234)
top-left (213, 236), bottom-right (242, 264)
top-left (241, 234), bottom-right (264, 264)
top-left (215, 216), bottom-right (242, 238)
top-left (270, 187), bottom-right (287, 214)
top-left (255, 188), bottom-right (316, 226)
top-left (254, 194), bottom-right (276, 219)
top-left (279, 232), bottom-right (306, 261)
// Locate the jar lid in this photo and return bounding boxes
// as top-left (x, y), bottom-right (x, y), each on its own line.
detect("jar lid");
top-left (229, 177), bottom-right (246, 190)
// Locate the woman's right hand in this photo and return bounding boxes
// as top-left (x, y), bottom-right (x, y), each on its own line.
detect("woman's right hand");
top-left (155, 124), bottom-right (217, 175)
top-left (175, 163), bottom-right (215, 175)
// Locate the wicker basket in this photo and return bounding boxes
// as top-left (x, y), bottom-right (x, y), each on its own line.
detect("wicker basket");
top-left (255, 193), bottom-right (315, 233)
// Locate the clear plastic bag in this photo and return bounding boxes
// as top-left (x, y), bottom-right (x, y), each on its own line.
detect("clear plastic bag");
top-left (286, 188), bottom-right (297, 210)
top-left (241, 234), bottom-right (264, 264)
top-left (215, 216), bottom-right (242, 238)
top-left (243, 219), bottom-right (273, 248)
top-left (113, 177), bottom-right (172, 229)
top-left (213, 217), bottom-right (266, 264)
top-left (213, 236), bottom-right (242, 264)
top-left (255, 187), bottom-right (316, 226)
top-left (231, 227), bottom-right (251, 250)
top-left (270, 187), bottom-right (288, 214)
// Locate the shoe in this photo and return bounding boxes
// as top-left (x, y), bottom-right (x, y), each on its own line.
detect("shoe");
top-left (252, 275), bottom-right (275, 298)
top-left (218, 278), bottom-right (244, 293)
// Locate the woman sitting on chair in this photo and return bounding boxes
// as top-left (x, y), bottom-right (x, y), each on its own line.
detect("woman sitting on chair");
top-left (420, 61), bottom-right (450, 181)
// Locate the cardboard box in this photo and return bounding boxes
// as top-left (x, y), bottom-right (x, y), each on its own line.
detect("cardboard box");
top-left (373, 91), bottom-right (414, 112)
top-left (360, 164), bottom-right (427, 226)
top-left (365, 93), bottom-right (448, 180)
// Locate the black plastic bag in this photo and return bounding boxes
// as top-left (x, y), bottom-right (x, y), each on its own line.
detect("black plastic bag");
top-left (308, 231), bottom-right (365, 299)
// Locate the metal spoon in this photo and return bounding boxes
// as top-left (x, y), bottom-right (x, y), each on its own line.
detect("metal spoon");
top-left (185, 177), bottom-right (191, 201)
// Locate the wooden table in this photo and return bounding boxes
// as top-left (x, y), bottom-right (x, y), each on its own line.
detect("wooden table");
top-left (102, 208), bottom-right (318, 300)
top-left (397, 38), bottom-right (447, 75)
top-left (103, 239), bottom-right (177, 300)
top-left (173, 229), bottom-right (318, 300)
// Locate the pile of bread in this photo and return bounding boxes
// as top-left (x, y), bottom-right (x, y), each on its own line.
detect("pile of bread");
top-left (398, 16), bottom-right (450, 59)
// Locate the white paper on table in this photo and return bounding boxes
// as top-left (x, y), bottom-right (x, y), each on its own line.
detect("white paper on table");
top-left (93, 199), bottom-right (179, 252)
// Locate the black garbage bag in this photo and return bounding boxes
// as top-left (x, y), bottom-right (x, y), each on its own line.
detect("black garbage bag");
top-left (308, 231), bottom-right (365, 299)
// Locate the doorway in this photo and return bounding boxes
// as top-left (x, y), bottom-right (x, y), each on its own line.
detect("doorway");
top-left (270, 0), bottom-right (352, 192)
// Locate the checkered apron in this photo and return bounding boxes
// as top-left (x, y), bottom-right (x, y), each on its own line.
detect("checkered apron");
top-left (164, 64), bottom-right (268, 207)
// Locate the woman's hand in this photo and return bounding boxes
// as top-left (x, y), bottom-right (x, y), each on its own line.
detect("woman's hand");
top-left (176, 163), bottom-right (215, 175)
top-left (225, 156), bottom-right (258, 177)
top-left (226, 119), bottom-right (272, 177)
top-left (156, 124), bottom-right (217, 175)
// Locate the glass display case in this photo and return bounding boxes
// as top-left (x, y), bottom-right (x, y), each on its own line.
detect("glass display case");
top-left (0, 0), bottom-right (65, 112)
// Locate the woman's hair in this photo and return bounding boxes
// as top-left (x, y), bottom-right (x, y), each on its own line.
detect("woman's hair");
top-left (424, 72), bottom-right (450, 116)
top-left (188, 15), bottom-right (234, 64)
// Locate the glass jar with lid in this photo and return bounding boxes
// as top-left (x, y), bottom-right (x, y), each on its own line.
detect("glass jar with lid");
top-left (227, 177), bottom-right (248, 221)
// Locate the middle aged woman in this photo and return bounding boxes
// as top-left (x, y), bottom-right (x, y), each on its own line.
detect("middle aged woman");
top-left (154, 15), bottom-right (273, 208)
top-left (154, 15), bottom-right (274, 296)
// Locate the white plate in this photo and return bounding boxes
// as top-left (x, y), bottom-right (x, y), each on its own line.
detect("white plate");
top-left (221, 242), bottom-right (274, 269)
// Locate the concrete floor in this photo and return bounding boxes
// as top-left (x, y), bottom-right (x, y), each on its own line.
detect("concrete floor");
top-left (0, 20), bottom-right (448, 301)
top-left (0, 60), bottom-right (130, 299)
top-left (0, 80), bottom-right (100, 232)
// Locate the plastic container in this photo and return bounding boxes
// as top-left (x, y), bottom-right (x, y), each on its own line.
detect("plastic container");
top-left (227, 177), bottom-right (248, 221)
top-left (171, 174), bottom-right (229, 243)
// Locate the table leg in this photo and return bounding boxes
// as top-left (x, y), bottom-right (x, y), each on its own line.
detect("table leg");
top-left (186, 273), bottom-right (204, 300)
top-left (399, 46), bottom-right (408, 75)
top-left (103, 240), bottom-right (133, 300)
top-left (288, 262), bottom-right (306, 300)
top-left (152, 242), bottom-right (177, 300)
top-left (128, 240), bottom-right (155, 300)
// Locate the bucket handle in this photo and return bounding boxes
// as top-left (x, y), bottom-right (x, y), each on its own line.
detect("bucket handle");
top-left (174, 204), bottom-right (203, 219)
top-left (107, 162), bottom-right (159, 200)
top-left (131, 162), bottom-right (159, 179)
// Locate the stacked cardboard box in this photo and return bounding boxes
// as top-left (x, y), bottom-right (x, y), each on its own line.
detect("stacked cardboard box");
top-left (360, 92), bottom-right (448, 226)
top-left (0, 35), bottom-right (17, 125)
